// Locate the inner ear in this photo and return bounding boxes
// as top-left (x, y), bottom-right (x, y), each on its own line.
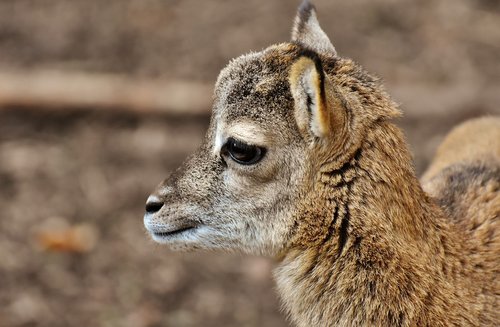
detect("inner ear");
top-left (289, 54), bottom-right (330, 139)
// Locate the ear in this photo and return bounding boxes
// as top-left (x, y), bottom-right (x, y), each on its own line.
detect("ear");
top-left (291, 0), bottom-right (336, 56)
top-left (289, 55), bottom-right (332, 139)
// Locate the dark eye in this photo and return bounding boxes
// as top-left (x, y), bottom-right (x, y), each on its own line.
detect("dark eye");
top-left (222, 137), bottom-right (266, 165)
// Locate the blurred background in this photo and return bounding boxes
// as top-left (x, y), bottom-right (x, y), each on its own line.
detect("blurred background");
top-left (0, 0), bottom-right (499, 326)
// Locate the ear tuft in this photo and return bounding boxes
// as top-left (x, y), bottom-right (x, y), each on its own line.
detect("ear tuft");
top-left (289, 55), bottom-right (330, 139)
top-left (292, 0), bottom-right (336, 56)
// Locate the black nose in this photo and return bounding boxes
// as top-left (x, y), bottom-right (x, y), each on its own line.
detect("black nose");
top-left (145, 197), bottom-right (164, 214)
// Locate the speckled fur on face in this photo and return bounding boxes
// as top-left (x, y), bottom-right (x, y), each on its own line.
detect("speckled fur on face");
top-left (146, 44), bottom-right (316, 255)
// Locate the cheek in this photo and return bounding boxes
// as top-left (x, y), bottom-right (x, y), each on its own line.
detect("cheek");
top-left (223, 174), bottom-right (295, 219)
top-left (212, 160), bottom-right (307, 254)
top-left (223, 167), bottom-right (279, 203)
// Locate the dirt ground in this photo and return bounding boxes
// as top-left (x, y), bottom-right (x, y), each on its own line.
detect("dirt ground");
top-left (0, 1), bottom-right (499, 326)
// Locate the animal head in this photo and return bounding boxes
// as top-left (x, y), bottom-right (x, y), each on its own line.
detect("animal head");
top-left (144, 0), bottom-right (400, 256)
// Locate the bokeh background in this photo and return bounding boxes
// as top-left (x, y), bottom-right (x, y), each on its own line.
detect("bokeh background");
top-left (0, 0), bottom-right (499, 326)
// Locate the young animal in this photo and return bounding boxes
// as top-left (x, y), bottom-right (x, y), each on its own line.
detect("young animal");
top-left (144, 1), bottom-right (499, 326)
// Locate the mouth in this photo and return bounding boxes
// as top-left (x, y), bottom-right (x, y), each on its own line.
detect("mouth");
top-left (144, 215), bottom-right (201, 243)
top-left (151, 225), bottom-right (197, 238)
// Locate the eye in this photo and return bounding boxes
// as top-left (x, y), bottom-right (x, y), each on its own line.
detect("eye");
top-left (222, 137), bottom-right (266, 165)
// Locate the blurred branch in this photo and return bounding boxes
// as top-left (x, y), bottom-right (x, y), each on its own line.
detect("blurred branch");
top-left (0, 70), bottom-right (213, 115)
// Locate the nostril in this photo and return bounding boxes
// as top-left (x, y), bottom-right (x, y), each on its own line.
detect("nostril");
top-left (145, 197), bottom-right (164, 214)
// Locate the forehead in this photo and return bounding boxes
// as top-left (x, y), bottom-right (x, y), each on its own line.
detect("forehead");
top-left (213, 44), bottom-right (300, 130)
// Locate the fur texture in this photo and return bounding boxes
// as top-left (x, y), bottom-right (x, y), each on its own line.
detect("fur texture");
top-left (144, 1), bottom-right (499, 326)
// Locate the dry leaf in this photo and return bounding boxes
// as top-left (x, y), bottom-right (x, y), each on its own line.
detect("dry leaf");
top-left (37, 223), bottom-right (98, 253)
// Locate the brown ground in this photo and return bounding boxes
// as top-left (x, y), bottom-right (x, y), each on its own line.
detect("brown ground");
top-left (0, 1), bottom-right (498, 326)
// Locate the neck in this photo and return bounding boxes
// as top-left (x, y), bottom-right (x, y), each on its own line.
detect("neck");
top-left (274, 122), bottom-right (472, 326)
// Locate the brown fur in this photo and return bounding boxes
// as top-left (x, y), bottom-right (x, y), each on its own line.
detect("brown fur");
top-left (276, 121), bottom-right (499, 326)
top-left (144, 1), bottom-right (499, 326)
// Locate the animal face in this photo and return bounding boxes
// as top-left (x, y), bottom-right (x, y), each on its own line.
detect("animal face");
top-left (144, 45), bottom-right (312, 255)
top-left (144, 2), bottom-right (399, 256)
